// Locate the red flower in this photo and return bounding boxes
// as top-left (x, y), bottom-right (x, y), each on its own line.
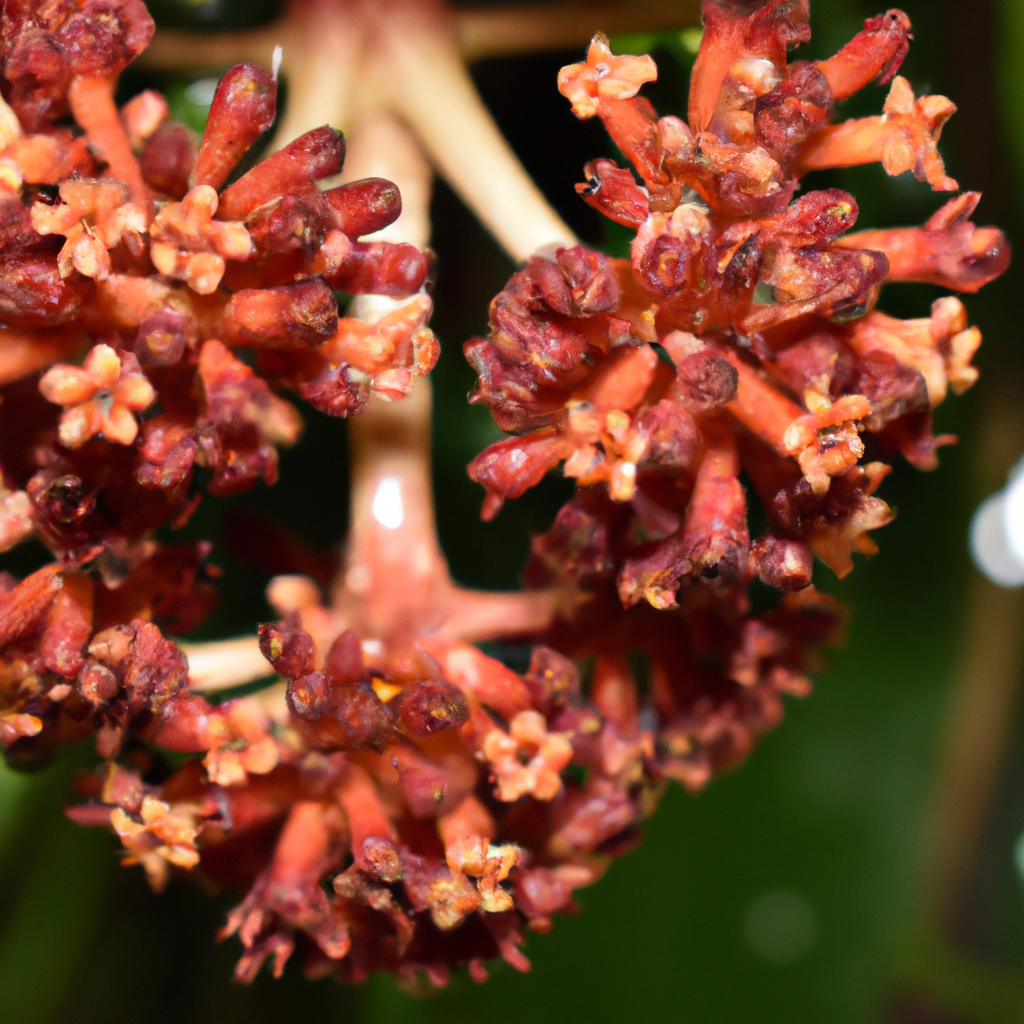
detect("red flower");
top-left (0, 0), bottom-right (1009, 991)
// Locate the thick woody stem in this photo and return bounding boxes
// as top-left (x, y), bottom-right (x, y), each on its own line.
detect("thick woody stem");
top-left (336, 363), bottom-right (558, 643)
top-left (332, 109), bottom-right (449, 642)
top-left (337, 111), bottom-right (558, 642)
top-left (338, 379), bottom-right (451, 641)
top-left (339, 103), bottom-right (561, 641)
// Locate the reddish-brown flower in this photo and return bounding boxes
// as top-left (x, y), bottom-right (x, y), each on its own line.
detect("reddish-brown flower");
top-left (467, 4), bottom-right (1007, 604)
top-left (463, 0), bottom-right (1006, 911)
top-left (0, 0), bottom-right (1009, 993)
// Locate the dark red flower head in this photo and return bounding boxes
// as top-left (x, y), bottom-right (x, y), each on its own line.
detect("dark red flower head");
top-left (0, 0), bottom-right (1009, 991)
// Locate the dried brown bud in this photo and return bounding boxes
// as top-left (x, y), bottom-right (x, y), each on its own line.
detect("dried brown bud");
top-left (257, 620), bottom-right (314, 680)
top-left (399, 679), bottom-right (470, 737)
top-left (749, 535), bottom-right (814, 590)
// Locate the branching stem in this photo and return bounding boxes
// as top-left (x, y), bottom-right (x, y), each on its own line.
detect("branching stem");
top-left (137, 0), bottom-right (700, 71)
top-left (181, 0), bottom-right (586, 690)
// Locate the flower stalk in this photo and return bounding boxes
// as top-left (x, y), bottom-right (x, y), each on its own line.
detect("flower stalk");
top-left (139, 0), bottom-right (701, 71)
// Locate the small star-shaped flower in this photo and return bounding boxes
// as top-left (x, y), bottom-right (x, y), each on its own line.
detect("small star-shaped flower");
top-left (39, 343), bottom-right (156, 448)
top-left (31, 177), bottom-right (147, 280)
top-left (150, 184), bottom-right (253, 294)
top-left (557, 32), bottom-right (657, 119)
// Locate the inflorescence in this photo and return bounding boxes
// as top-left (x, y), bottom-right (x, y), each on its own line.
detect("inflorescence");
top-left (0, 0), bottom-right (1009, 991)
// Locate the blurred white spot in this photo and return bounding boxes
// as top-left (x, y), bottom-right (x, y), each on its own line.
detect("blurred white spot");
top-left (184, 77), bottom-right (218, 109)
top-left (970, 456), bottom-right (1024, 587)
top-left (271, 45), bottom-right (283, 81)
top-left (743, 889), bottom-right (819, 964)
top-left (361, 639), bottom-right (384, 657)
top-left (1004, 462), bottom-right (1024, 566)
top-left (372, 477), bottom-right (404, 530)
top-left (971, 494), bottom-right (1024, 586)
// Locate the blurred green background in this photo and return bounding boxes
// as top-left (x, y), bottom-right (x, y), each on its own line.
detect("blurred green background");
top-left (3, 1), bottom-right (1024, 1021)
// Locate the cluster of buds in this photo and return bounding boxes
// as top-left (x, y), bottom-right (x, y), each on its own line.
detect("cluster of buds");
top-left (466, 6), bottom-right (1007, 787)
top-left (69, 619), bottom-right (665, 983)
top-left (0, 3), bottom-right (438, 751)
top-left (0, 1), bottom-right (436, 550)
top-left (0, 0), bottom-right (1008, 992)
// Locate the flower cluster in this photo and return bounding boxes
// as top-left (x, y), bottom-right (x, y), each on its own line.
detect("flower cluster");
top-left (0, 3), bottom-right (437, 753)
top-left (466, 8), bottom-right (1007, 783)
top-left (0, 0), bottom-right (435, 772)
top-left (0, 4), bottom-right (435, 525)
top-left (64, 617), bottom-right (661, 983)
top-left (0, 0), bottom-right (1008, 993)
